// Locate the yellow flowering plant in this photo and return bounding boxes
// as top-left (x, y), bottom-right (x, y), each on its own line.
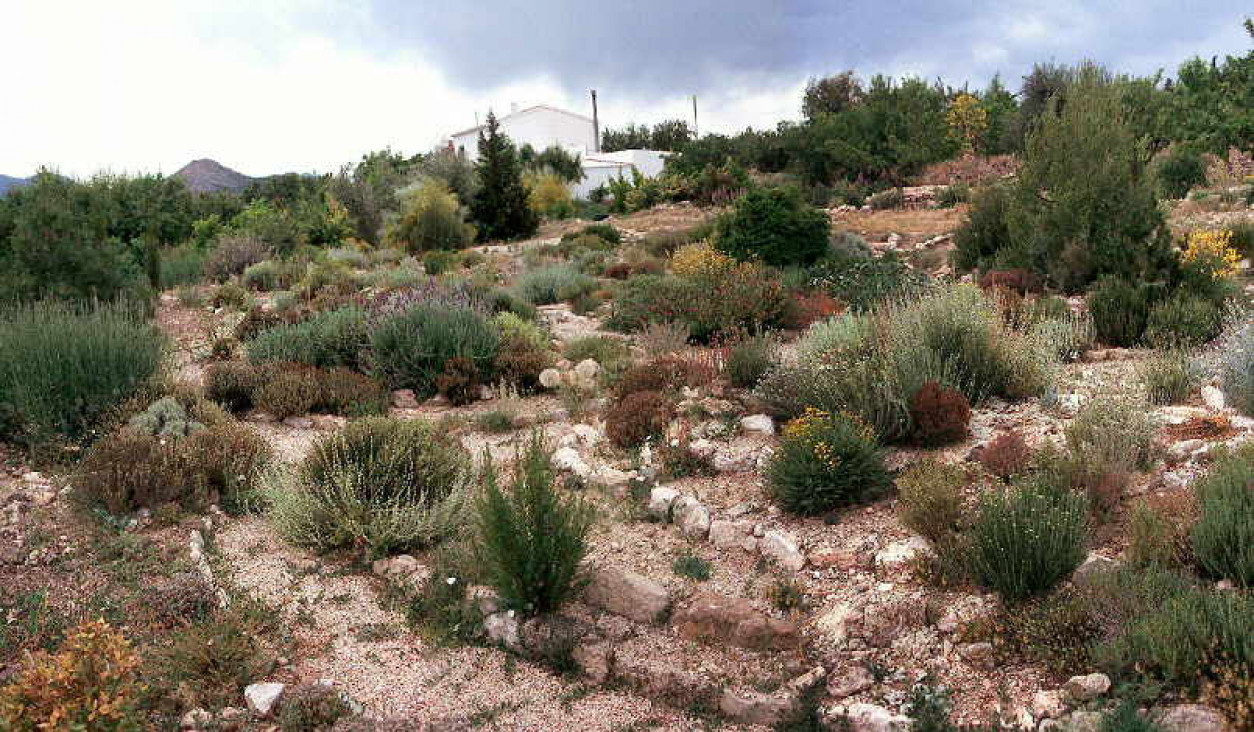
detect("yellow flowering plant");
top-left (769, 408), bottom-right (891, 515)
top-left (1181, 229), bottom-right (1242, 280)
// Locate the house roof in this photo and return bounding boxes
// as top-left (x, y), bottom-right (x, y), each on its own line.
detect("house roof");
top-left (448, 104), bottom-right (596, 139)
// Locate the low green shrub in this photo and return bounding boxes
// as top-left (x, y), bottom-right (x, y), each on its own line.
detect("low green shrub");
top-left (562, 335), bottom-right (631, 375)
top-left (248, 306), bottom-right (369, 370)
top-left (867, 187), bottom-right (904, 210)
top-left (767, 409), bottom-right (891, 516)
top-left (0, 301), bottom-right (165, 446)
top-left (421, 249), bottom-right (459, 276)
top-left (370, 305), bottom-right (499, 397)
top-left (203, 234), bottom-right (269, 282)
top-left (1140, 350), bottom-right (1199, 405)
top-left (160, 245), bottom-right (209, 288)
top-left (561, 223), bottom-right (621, 245)
top-left (808, 253), bottom-right (927, 312)
top-left (726, 334), bottom-right (779, 389)
top-left (514, 264), bottom-right (597, 305)
top-left (672, 553), bottom-right (712, 581)
top-left (269, 418), bottom-right (471, 557)
top-left (1087, 277), bottom-right (1152, 347)
top-left (1145, 293), bottom-right (1223, 349)
top-left (475, 433), bottom-right (595, 614)
top-left (606, 266), bottom-right (789, 341)
top-left (712, 186), bottom-right (830, 267)
top-left (1151, 146), bottom-right (1207, 199)
top-left (1192, 444), bottom-right (1254, 587)
top-left (406, 542), bottom-right (484, 646)
top-left (205, 360), bottom-right (274, 412)
top-left (1221, 323), bottom-right (1254, 416)
top-left (897, 460), bottom-right (966, 542)
top-left (1065, 397), bottom-right (1155, 479)
top-left (967, 484), bottom-right (1087, 602)
top-left (277, 683), bottom-right (352, 732)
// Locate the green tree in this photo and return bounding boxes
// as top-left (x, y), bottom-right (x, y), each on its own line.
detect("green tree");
top-left (979, 75), bottom-right (1020, 154)
top-left (470, 111), bottom-right (538, 242)
top-left (1005, 66), bottom-right (1175, 291)
top-left (802, 71), bottom-right (864, 120)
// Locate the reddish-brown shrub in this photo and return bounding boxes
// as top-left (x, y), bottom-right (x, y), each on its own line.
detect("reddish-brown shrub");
top-left (979, 268), bottom-right (1042, 295)
top-left (614, 354), bottom-right (716, 399)
top-left (604, 262), bottom-right (633, 280)
top-left (979, 430), bottom-right (1031, 480)
top-left (206, 360), bottom-right (275, 412)
top-left (255, 366), bottom-right (320, 419)
top-left (909, 381), bottom-right (971, 446)
top-left (494, 335), bottom-right (553, 391)
top-left (780, 292), bottom-right (843, 330)
top-left (435, 356), bottom-right (481, 406)
top-left (316, 368), bottom-right (389, 416)
top-left (605, 390), bottom-right (674, 449)
top-left (915, 154), bottom-right (1020, 186)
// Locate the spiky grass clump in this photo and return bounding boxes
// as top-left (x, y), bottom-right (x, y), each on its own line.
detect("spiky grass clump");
top-left (0, 300), bottom-right (165, 446)
top-left (967, 483), bottom-right (1087, 602)
top-left (767, 409), bottom-right (892, 516)
top-left (370, 305), bottom-right (499, 397)
top-left (269, 418), bottom-right (470, 557)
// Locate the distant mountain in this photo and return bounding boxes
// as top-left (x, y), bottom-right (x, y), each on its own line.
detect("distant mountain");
top-left (174, 159), bottom-right (252, 194)
top-left (0, 174), bottom-right (30, 196)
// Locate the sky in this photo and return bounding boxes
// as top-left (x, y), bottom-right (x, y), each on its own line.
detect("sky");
top-left (1, 0), bottom-right (1249, 178)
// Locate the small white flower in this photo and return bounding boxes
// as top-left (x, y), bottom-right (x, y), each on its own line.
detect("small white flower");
top-left (446, 576), bottom-right (457, 585)
top-left (507, 609), bottom-right (515, 618)
top-left (670, 439), bottom-right (679, 447)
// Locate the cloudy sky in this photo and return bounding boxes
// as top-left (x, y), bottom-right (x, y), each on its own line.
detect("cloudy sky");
top-left (1, 1), bottom-right (1249, 178)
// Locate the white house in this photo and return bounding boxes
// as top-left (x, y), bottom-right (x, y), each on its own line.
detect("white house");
top-left (445, 104), bottom-right (670, 199)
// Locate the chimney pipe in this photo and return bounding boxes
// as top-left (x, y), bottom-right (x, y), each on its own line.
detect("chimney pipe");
top-left (591, 89), bottom-right (600, 154)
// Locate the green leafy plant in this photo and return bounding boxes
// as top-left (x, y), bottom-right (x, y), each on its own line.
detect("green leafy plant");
top-left (672, 553), bottom-right (712, 581)
top-left (1192, 444), bottom-right (1254, 587)
top-left (726, 334), bottom-right (779, 389)
top-left (370, 305), bottom-right (499, 397)
top-left (1145, 293), bottom-right (1223, 349)
top-left (712, 186), bottom-right (830, 267)
top-left (475, 432), bottom-right (595, 614)
top-left (1087, 277), bottom-right (1153, 347)
top-left (247, 306), bottom-right (369, 370)
top-left (768, 409), bottom-right (891, 516)
top-left (1222, 323), bottom-right (1254, 416)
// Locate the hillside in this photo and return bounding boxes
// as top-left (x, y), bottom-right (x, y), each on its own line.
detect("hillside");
top-left (0, 174), bottom-right (29, 195)
top-left (173, 158), bottom-right (252, 194)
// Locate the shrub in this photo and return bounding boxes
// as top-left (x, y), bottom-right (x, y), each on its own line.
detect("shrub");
top-left (494, 333), bottom-right (552, 391)
top-left (1087, 277), bottom-right (1152, 347)
top-left (908, 381), bottom-right (971, 446)
top-left (421, 249), bottom-right (458, 276)
top-left (605, 390), bottom-right (673, 449)
top-left (713, 186), bottom-right (830, 267)
top-left (527, 172), bottom-right (574, 218)
top-left (1222, 323), bottom-right (1254, 416)
top-left (406, 543), bottom-right (484, 646)
top-left (255, 367), bottom-right (320, 419)
top-left (979, 268), bottom-right (1042, 295)
top-left (768, 409), bottom-right (891, 516)
top-left (205, 360), bottom-right (273, 412)
top-left (952, 183), bottom-right (1013, 273)
top-left (563, 335), bottom-right (631, 374)
top-left (1066, 397), bottom-right (1155, 478)
top-left (809, 253), bottom-right (927, 312)
top-left (979, 431), bottom-right (1031, 480)
top-left (278, 683), bottom-right (352, 732)
top-left (867, 187), bottom-right (904, 210)
top-left (0, 620), bottom-right (143, 731)
top-left (314, 367), bottom-right (389, 416)
top-left (475, 433), bottom-right (595, 614)
top-left (897, 460), bottom-right (966, 542)
top-left (636, 321), bottom-right (691, 357)
top-left (1151, 145), bottom-right (1208, 199)
top-left (390, 179), bottom-right (475, 252)
top-left (1192, 444), bottom-right (1254, 587)
top-left (248, 306), bottom-right (369, 370)
top-left (78, 418), bottom-right (271, 515)
top-left (1145, 293), bottom-right (1223, 349)
top-left (967, 484), bottom-right (1087, 602)
top-left (671, 241), bottom-right (736, 279)
top-left (673, 552), bottom-right (712, 581)
top-left (1098, 585), bottom-right (1254, 698)
top-left (1129, 492), bottom-right (1198, 568)
top-left (370, 305), bottom-right (499, 397)
top-left (434, 356), bottom-right (481, 406)
top-left (160, 245), bottom-right (209, 288)
top-left (562, 223), bottom-right (621, 245)
top-left (0, 301), bottom-right (165, 445)
top-left (1140, 350), bottom-right (1199, 405)
top-left (203, 233), bottom-right (270, 281)
top-left (726, 334), bottom-right (779, 389)
top-left (514, 264), bottom-right (597, 305)
top-left (269, 418), bottom-right (471, 557)
top-left (606, 266), bottom-right (789, 341)
top-left (614, 354), bottom-right (715, 400)
top-left (993, 587), bottom-right (1104, 674)
top-left (150, 609), bottom-right (272, 712)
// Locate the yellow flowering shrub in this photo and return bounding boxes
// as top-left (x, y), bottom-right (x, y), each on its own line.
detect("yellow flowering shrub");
top-left (1182, 229), bottom-right (1242, 279)
top-left (0, 620), bottom-right (145, 731)
top-left (769, 407), bottom-right (891, 515)
top-left (670, 242), bottom-right (735, 279)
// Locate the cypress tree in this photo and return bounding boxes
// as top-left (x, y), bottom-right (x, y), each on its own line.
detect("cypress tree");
top-left (470, 111), bottom-right (539, 241)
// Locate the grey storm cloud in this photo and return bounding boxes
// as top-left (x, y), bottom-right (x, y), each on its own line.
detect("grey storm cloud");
top-left (343, 0), bottom-right (1250, 98)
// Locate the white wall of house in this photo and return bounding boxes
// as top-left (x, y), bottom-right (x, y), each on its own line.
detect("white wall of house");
top-left (445, 106), bottom-right (672, 200)
top-left (448, 105), bottom-right (598, 163)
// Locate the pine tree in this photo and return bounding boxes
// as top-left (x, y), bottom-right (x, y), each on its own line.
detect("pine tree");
top-left (470, 111), bottom-right (539, 241)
